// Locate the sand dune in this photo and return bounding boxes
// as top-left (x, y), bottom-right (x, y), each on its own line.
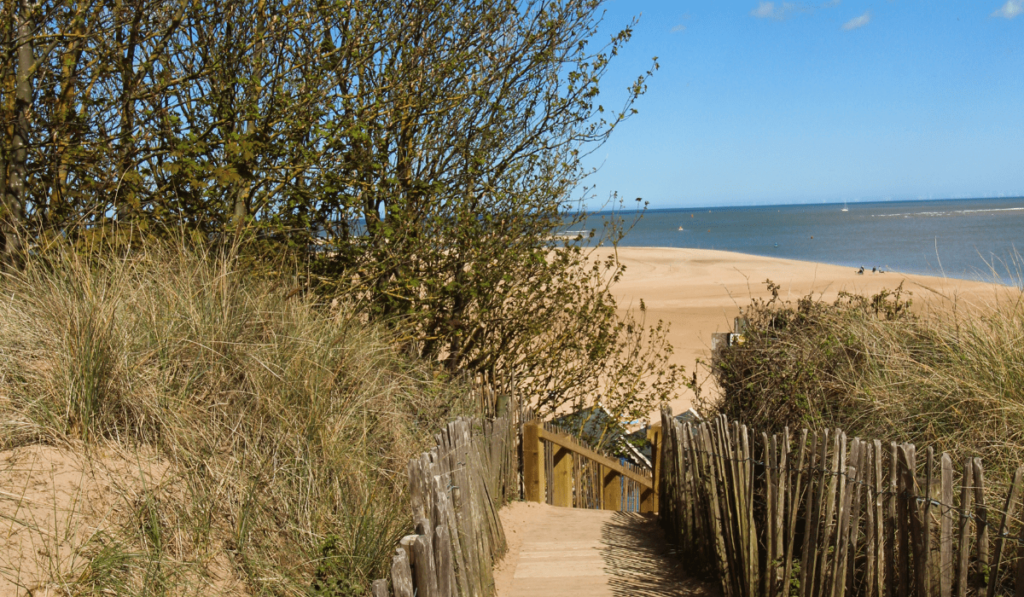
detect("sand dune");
top-left (597, 247), bottom-right (1007, 422)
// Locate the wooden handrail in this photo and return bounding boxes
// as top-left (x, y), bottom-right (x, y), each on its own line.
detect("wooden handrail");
top-left (527, 422), bottom-right (654, 489)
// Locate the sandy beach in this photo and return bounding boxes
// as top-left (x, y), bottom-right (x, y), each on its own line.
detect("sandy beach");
top-left (597, 246), bottom-right (1008, 422)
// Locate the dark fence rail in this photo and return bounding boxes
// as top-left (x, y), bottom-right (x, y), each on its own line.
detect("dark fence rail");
top-left (658, 407), bottom-right (1024, 597)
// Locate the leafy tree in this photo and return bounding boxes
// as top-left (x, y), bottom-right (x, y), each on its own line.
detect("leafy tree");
top-left (0, 0), bottom-right (682, 418)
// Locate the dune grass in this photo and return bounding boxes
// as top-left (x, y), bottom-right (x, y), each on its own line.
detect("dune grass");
top-left (708, 276), bottom-right (1024, 488)
top-left (0, 242), bottom-right (471, 596)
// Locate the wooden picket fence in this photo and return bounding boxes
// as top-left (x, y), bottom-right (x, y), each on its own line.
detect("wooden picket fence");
top-left (658, 407), bottom-right (1024, 597)
top-left (370, 384), bottom-right (519, 597)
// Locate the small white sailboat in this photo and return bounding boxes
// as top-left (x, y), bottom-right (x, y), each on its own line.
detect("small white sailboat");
top-left (841, 201), bottom-right (849, 212)
top-left (678, 226), bottom-right (684, 231)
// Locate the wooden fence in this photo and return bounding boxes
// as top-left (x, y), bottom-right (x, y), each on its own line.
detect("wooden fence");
top-left (522, 418), bottom-right (655, 512)
top-left (370, 385), bottom-right (519, 597)
top-left (658, 407), bottom-right (1024, 597)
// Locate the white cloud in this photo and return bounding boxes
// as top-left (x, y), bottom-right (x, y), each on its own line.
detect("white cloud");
top-left (992, 1), bottom-right (1023, 18)
top-left (752, 1), bottom-right (832, 20)
top-left (842, 11), bottom-right (871, 30)
top-left (671, 24), bottom-right (687, 33)
top-left (752, 2), bottom-right (776, 18)
top-left (751, 2), bottom-right (797, 19)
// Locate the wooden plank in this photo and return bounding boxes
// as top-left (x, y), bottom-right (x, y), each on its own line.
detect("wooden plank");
top-left (545, 434), bottom-right (553, 505)
top-left (783, 429), bottom-right (808, 597)
top-left (832, 462), bottom-right (859, 597)
top-left (1017, 508), bottom-right (1024, 597)
top-left (391, 548), bottom-right (415, 597)
top-left (974, 458), bottom-right (989, 592)
top-left (702, 423), bottom-right (734, 596)
top-left (873, 439), bottom-right (885, 597)
top-left (987, 465), bottom-right (1024, 597)
top-left (832, 438), bottom-right (859, 597)
top-left (924, 447), bottom-right (936, 595)
top-left (729, 420), bottom-right (752, 597)
top-left (647, 424), bottom-right (662, 513)
top-left (767, 433), bottom-right (779, 597)
top-left (552, 446), bottom-right (572, 507)
top-left (433, 475), bottom-right (470, 597)
top-left (436, 523), bottom-right (454, 597)
top-left (888, 442), bottom-right (899, 597)
top-left (686, 423), bottom-right (709, 566)
top-left (721, 419), bottom-right (745, 597)
top-left (800, 431), bottom-right (823, 597)
top-left (572, 454), bottom-right (581, 508)
top-left (446, 422), bottom-right (477, 597)
top-left (777, 429), bottom-right (789, 563)
top-left (897, 444), bottom-right (911, 597)
top-left (955, 458), bottom-right (973, 597)
top-left (813, 431), bottom-right (843, 597)
top-left (413, 523), bottom-right (439, 597)
top-left (864, 441), bottom-right (877, 597)
top-left (742, 424), bottom-right (758, 597)
top-left (468, 423), bottom-right (497, 595)
top-left (523, 422), bottom-right (544, 503)
top-left (940, 453), bottom-right (953, 597)
top-left (847, 442), bottom-right (866, 597)
top-left (409, 458), bottom-right (429, 530)
top-left (603, 465), bottom-right (622, 512)
top-left (678, 421), bottom-right (693, 546)
top-left (372, 579), bottom-right (390, 597)
top-left (710, 418), bottom-right (738, 595)
top-left (452, 422), bottom-right (484, 597)
top-left (902, 444), bottom-right (928, 597)
top-left (536, 425), bottom-right (654, 488)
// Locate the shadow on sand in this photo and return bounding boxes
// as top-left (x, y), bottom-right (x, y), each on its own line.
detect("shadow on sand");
top-left (600, 512), bottom-right (719, 597)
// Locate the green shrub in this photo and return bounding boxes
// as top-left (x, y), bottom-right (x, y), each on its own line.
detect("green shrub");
top-left (707, 278), bottom-right (1024, 487)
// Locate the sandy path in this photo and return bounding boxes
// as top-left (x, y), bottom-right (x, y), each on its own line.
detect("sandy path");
top-left (599, 247), bottom-right (1008, 421)
top-left (493, 502), bottom-right (715, 596)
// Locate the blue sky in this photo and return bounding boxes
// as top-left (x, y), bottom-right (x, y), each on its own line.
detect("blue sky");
top-left (584, 1), bottom-right (1024, 209)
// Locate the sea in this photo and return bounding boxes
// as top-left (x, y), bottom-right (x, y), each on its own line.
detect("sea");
top-left (588, 197), bottom-right (1024, 286)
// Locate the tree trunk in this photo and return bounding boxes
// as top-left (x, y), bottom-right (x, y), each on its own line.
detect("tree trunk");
top-left (3, 0), bottom-right (33, 265)
top-left (114, 0), bottom-right (143, 222)
top-left (0, 14), bottom-right (9, 221)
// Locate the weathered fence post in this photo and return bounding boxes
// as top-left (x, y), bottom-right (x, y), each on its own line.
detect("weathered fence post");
top-left (552, 445), bottom-right (573, 507)
top-left (603, 466), bottom-right (622, 511)
top-left (654, 416), bottom-right (1024, 597)
top-left (644, 424), bottom-right (662, 514)
top-left (372, 579), bottom-right (390, 597)
top-left (523, 422), bottom-right (544, 503)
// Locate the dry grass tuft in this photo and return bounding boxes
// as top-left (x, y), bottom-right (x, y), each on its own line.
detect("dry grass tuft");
top-left (0, 242), bottom-right (470, 596)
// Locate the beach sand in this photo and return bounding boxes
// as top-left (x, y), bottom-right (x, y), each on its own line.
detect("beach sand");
top-left (596, 247), bottom-right (1007, 423)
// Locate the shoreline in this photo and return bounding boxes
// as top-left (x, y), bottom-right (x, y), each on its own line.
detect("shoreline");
top-left (605, 244), bottom-right (1023, 288)
top-left (597, 246), bottom-right (1013, 422)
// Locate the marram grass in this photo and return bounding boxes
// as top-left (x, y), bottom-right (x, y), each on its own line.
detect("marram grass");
top-left (0, 242), bottom-right (470, 596)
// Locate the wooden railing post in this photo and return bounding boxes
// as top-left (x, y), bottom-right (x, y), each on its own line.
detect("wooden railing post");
top-left (553, 447), bottom-right (573, 507)
top-left (523, 422), bottom-right (545, 503)
top-left (642, 424), bottom-right (662, 514)
top-left (603, 465), bottom-right (622, 511)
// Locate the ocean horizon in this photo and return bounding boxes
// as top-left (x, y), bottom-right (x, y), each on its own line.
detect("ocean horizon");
top-left (585, 197), bottom-right (1024, 286)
